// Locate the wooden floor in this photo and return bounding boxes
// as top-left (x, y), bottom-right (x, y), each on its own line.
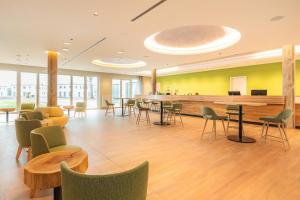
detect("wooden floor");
top-left (1, 110), bottom-right (300, 200)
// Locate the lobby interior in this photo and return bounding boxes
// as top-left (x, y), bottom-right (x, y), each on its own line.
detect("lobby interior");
top-left (1, 0), bottom-right (300, 200)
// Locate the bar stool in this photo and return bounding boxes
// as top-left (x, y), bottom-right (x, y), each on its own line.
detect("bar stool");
top-left (142, 99), bottom-right (151, 109)
top-left (201, 107), bottom-right (227, 140)
top-left (136, 102), bottom-right (151, 125)
top-left (125, 99), bottom-right (136, 116)
top-left (260, 109), bottom-right (292, 150)
top-left (162, 101), bottom-right (172, 120)
top-left (226, 105), bottom-right (244, 133)
top-left (151, 101), bottom-right (160, 111)
top-left (105, 100), bottom-right (115, 116)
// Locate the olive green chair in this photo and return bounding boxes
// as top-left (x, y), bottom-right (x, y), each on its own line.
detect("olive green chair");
top-left (201, 107), bottom-right (227, 140)
top-left (61, 161), bottom-right (149, 200)
top-left (22, 111), bottom-right (44, 121)
top-left (136, 102), bottom-right (150, 125)
top-left (260, 109), bottom-right (293, 149)
top-left (74, 102), bottom-right (86, 117)
top-left (125, 99), bottom-right (136, 116)
top-left (167, 103), bottom-right (183, 125)
top-left (19, 103), bottom-right (35, 117)
top-left (105, 100), bottom-right (115, 116)
top-left (30, 126), bottom-right (81, 158)
top-left (15, 119), bottom-right (42, 161)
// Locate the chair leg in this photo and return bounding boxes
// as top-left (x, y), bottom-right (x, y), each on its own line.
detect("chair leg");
top-left (27, 147), bottom-right (32, 161)
top-left (213, 120), bottom-right (217, 139)
top-left (227, 115), bottom-right (230, 134)
top-left (113, 106), bottom-right (115, 115)
top-left (264, 122), bottom-right (270, 143)
top-left (280, 124), bottom-right (290, 149)
top-left (16, 145), bottom-right (22, 160)
top-left (136, 111), bottom-right (141, 125)
top-left (261, 122), bottom-right (266, 139)
top-left (221, 120), bottom-right (227, 136)
top-left (201, 119), bottom-right (208, 139)
top-left (105, 106), bottom-right (108, 116)
top-left (179, 113), bottom-right (183, 126)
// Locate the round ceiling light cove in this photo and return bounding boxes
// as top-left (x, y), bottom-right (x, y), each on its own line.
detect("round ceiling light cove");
top-left (144, 25), bottom-right (241, 55)
top-left (92, 58), bottom-right (146, 68)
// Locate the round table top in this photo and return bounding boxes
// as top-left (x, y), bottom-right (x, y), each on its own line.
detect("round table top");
top-left (0, 108), bottom-right (16, 112)
top-left (63, 105), bottom-right (74, 109)
top-left (24, 149), bottom-right (88, 174)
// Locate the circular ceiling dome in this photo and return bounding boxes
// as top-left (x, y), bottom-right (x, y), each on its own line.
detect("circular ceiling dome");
top-left (144, 25), bottom-right (241, 55)
top-left (92, 58), bottom-right (146, 68)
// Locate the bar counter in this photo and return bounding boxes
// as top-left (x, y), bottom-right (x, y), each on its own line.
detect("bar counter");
top-left (139, 95), bottom-right (288, 125)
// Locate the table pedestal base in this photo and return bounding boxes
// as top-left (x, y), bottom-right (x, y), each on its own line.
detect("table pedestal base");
top-left (227, 135), bottom-right (256, 143)
top-left (153, 121), bottom-right (170, 126)
top-left (54, 186), bottom-right (61, 200)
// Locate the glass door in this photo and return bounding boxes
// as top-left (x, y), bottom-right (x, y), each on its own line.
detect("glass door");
top-left (112, 79), bottom-right (121, 107)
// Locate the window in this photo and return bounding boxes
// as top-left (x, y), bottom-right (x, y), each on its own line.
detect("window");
top-left (57, 75), bottom-right (71, 106)
top-left (122, 80), bottom-right (131, 98)
top-left (72, 76), bottom-right (84, 105)
top-left (0, 71), bottom-right (17, 108)
top-left (39, 74), bottom-right (48, 107)
top-left (21, 72), bottom-right (37, 104)
top-left (132, 79), bottom-right (141, 97)
top-left (87, 77), bottom-right (98, 108)
top-left (112, 79), bottom-right (121, 107)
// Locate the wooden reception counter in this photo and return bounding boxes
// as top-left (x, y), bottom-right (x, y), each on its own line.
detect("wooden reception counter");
top-left (139, 95), bottom-right (289, 125)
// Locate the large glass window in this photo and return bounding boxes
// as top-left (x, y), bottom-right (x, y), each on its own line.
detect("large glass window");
top-left (72, 76), bottom-right (84, 105)
top-left (57, 75), bottom-right (71, 106)
top-left (132, 79), bottom-right (140, 97)
top-left (122, 80), bottom-right (131, 98)
top-left (0, 71), bottom-right (17, 108)
top-left (39, 74), bottom-right (48, 107)
top-left (112, 79), bottom-right (121, 107)
top-left (21, 72), bottom-right (37, 104)
top-left (87, 77), bottom-right (98, 108)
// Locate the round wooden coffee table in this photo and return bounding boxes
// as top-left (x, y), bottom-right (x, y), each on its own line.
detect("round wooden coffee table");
top-left (63, 105), bottom-right (74, 117)
top-left (0, 108), bottom-right (15, 122)
top-left (24, 149), bottom-right (88, 200)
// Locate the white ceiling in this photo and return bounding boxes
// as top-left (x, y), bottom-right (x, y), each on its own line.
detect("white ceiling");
top-left (0, 0), bottom-right (300, 76)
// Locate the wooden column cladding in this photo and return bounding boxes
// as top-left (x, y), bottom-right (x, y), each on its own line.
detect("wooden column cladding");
top-left (151, 68), bottom-right (157, 95)
top-left (47, 51), bottom-right (58, 107)
top-left (282, 45), bottom-right (296, 128)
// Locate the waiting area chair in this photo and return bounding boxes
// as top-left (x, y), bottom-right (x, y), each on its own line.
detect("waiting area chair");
top-left (167, 103), bottom-right (183, 125)
top-left (125, 99), bottom-right (136, 116)
top-left (105, 100), bottom-right (115, 116)
top-left (19, 103), bottom-right (35, 117)
top-left (201, 107), bottom-right (227, 140)
top-left (74, 102), bottom-right (86, 117)
top-left (61, 161), bottom-right (149, 200)
top-left (136, 102), bottom-right (151, 125)
top-left (30, 126), bottom-right (81, 158)
top-left (21, 111), bottom-right (44, 121)
top-left (260, 109), bottom-right (293, 149)
top-left (15, 119), bottom-right (42, 161)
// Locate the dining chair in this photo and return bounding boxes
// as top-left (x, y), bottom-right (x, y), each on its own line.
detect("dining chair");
top-left (260, 109), bottom-right (293, 149)
top-left (105, 100), bottom-right (115, 116)
top-left (167, 103), bottom-right (183, 125)
top-left (201, 106), bottom-right (227, 140)
top-left (125, 99), bottom-right (136, 116)
top-left (136, 102), bottom-right (151, 125)
top-left (74, 102), bottom-right (86, 117)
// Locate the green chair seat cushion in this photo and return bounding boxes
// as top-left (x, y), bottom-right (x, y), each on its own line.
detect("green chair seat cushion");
top-left (203, 115), bottom-right (227, 120)
top-left (50, 145), bottom-right (81, 152)
top-left (259, 116), bottom-right (281, 123)
top-left (226, 111), bottom-right (244, 115)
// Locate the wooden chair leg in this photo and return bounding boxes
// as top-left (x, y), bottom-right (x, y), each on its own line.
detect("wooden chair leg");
top-left (27, 147), bottom-right (32, 161)
top-left (16, 145), bottom-right (22, 160)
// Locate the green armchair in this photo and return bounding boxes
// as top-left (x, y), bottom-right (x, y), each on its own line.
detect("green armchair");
top-left (15, 119), bottom-right (42, 161)
top-left (21, 111), bottom-right (44, 121)
top-left (19, 103), bottom-right (35, 116)
top-left (74, 102), bottom-right (86, 117)
top-left (30, 126), bottom-right (81, 158)
top-left (61, 161), bottom-right (149, 200)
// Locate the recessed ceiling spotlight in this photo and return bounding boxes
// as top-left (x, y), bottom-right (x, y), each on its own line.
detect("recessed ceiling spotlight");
top-left (64, 42), bottom-right (71, 45)
top-left (270, 16), bottom-right (284, 22)
top-left (70, 38), bottom-right (74, 41)
top-left (117, 51), bottom-right (126, 54)
top-left (62, 48), bottom-right (69, 51)
top-left (93, 11), bottom-right (99, 16)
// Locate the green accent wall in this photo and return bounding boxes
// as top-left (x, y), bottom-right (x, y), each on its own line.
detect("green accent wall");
top-left (158, 60), bottom-right (300, 96)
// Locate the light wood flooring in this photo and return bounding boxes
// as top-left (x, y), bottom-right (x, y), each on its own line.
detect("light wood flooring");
top-left (1, 110), bottom-right (300, 200)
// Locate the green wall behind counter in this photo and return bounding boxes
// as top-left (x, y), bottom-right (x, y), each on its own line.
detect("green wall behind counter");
top-left (157, 60), bottom-right (300, 96)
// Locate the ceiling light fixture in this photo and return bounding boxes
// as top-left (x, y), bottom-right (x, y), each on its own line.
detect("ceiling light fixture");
top-left (93, 11), bottom-right (99, 16)
top-left (117, 51), bottom-right (126, 54)
top-left (270, 16), bottom-right (285, 22)
top-left (64, 42), bottom-right (71, 45)
top-left (62, 48), bottom-right (69, 51)
top-left (144, 26), bottom-right (241, 55)
top-left (92, 59), bottom-right (146, 68)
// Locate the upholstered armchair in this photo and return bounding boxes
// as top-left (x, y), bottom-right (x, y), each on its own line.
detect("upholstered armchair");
top-left (30, 126), bottom-right (81, 158)
top-left (61, 161), bottom-right (149, 200)
top-left (15, 119), bottom-right (42, 161)
top-left (19, 103), bottom-right (35, 116)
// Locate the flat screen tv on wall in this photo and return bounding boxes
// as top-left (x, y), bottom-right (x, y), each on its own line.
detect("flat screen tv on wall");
top-left (251, 90), bottom-right (267, 96)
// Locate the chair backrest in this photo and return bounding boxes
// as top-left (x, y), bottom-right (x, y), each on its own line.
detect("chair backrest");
top-left (276, 109), bottom-right (293, 123)
top-left (163, 101), bottom-right (172, 107)
top-left (136, 101), bottom-right (143, 109)
top-left (127, 99), bottom-right (135, 105)
top-left (76, 102), bottom-right (86, 108)
top-left (15, 119), bottom-right (42, 147)
top-left (105, 100), bottom-right (111, 106)
top-left (202, 107), bottom-right (218, 119)
top-left (226, 105), bottom-right (239, 111)
top-left (172, 103), bottom-right (182, 111)
top-left (21, 103), bottom-right (35, 110)
top-left (61, 161), bottom-right (149, 200)
top-left (23, 111), bottom-right (44, 120)
top-left (31, 126), bottom-right (67, 158)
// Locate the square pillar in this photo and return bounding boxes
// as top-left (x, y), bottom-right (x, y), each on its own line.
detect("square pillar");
top-left (47, 51), bottom-right (58, 107)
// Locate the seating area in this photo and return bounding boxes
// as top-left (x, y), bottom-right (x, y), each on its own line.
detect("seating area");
top-left (1, 1), bottom-right (300, 200)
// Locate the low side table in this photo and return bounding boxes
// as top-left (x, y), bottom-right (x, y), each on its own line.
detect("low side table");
top-left (63, 106), bottom-right (74, 117)
top-left (0, 108), bottom-right (16, 123)
top-left (24, 149), bottom-right (88, 200)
